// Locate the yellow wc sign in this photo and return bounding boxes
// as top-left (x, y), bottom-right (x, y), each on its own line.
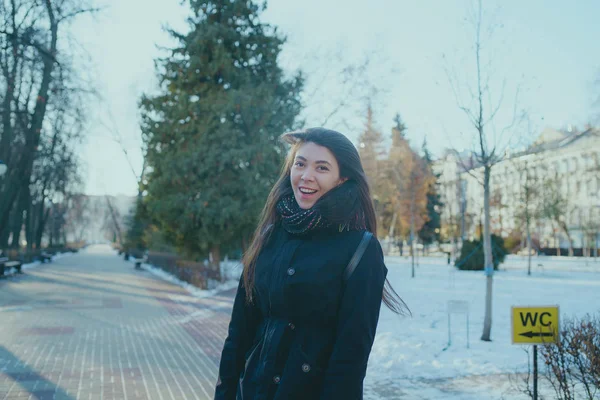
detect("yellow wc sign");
top-left (511, 306), bottom-right (559, 344)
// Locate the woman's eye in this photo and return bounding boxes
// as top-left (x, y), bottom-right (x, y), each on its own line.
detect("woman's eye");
top-left (294, 161), bottom-right (304, 167)
top-left (317, 166), bottom-right (329, 171)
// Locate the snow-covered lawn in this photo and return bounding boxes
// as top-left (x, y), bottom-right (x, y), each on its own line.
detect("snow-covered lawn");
top-left (365, 255), bottom-right (600, 399)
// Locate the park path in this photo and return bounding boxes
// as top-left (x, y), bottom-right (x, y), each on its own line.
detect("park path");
top-left (0, 245), bottom-right (236, 400)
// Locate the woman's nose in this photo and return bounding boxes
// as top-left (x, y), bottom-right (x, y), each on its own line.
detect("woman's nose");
top-left (301, 170), bottom-right (315, 181)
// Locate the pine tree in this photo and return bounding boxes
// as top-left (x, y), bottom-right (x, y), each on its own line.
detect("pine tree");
top-left (419, 138), bottom-right (443, 245)
top-left (393, 113), bottom-right (407, 138)
top-left (140, 0), bottom-right (303, 266)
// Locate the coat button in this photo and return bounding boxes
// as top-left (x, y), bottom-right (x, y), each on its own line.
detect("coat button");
top-left (302, 363), bottom-right (311, 373)
top-left (273, 375), bottom-right (281, 384)
top-left (288, 322), bottom-right (295, 330)
top-left (287, 268), bottom-right (295, 276)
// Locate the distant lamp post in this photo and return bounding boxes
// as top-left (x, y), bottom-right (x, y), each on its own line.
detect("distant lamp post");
top-left (0, 160), bottom-right (7, 177)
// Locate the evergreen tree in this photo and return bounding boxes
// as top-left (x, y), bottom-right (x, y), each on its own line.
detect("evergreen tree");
top-left (393, 113), bottom-right (407, 138)
top-left (140, 0), bottom-right (303, 265)
top-left (124, 198), bottom-right (150, 251)
top-left (419, 138), bottom-right (443, 245)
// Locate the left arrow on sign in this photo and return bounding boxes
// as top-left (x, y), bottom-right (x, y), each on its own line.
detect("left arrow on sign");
top-left (519, 331), bottom-right (554, 338)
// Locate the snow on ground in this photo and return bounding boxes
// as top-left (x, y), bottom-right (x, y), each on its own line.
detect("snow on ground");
top-left (364, 255), bottom-right (600, 399)
top-left (140, 260), bottom-right (240, 298)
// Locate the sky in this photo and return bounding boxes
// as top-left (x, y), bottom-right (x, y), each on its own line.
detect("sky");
top-left (71, 0), bottom-right (600, 196)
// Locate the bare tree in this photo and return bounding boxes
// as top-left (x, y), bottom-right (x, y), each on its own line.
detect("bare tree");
top-left (103, 196), bottom-right (123, 245)
top-left (380, 118), bottom-right (432, 276)
top-left (290, 44), bottom-right (396, 134)
top-left (397, 152), bottom-right (430, 278)
top-left (65, 194), bottom-right (90, 243)
top-left (540, 171), bottom-right (573, 256)
top-left (99, 106), bottom-right (146, 197)
top-left (445, 0), bottom-right (524, 341)
top-left (511, 157), bottom-right (542, 275)
top-left (582, 219), bottom-right (599, 260)
top-left (0, 0), bottom-right (99, 240)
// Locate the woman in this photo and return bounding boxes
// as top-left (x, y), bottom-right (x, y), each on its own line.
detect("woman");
top-left (215, 128), bottom-right (409, 400)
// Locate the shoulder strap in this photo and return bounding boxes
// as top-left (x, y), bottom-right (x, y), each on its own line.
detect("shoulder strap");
top-left (343, 231), bottom-right (373, 281)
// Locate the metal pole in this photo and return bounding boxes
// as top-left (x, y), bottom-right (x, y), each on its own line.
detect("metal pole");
top-left (533, 344), bottom-right (538, 400)
top-left (466, 313), bottom-right (470, 349)
top-left (447, 312), bottom-right (451, 347)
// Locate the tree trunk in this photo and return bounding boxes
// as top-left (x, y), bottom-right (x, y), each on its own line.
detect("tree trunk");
top-left (0, 0), bottom-right (58, 234)
top-left (10, 187), bottom-right (30, 248)
top-left (0, 15), bottom-right (20, 224)
top-left (527, 217), bottom-right (532, 276)
top-left (565, 232), bottom-right (573, 257)
top-left (9, 207), bottom-right (22, 249)
top-left (481, 164), bottom-right (494, 341)
top-left (388, 212), bottom-right (397, 254)
top-left (0, 220), bottom-right (10, 248)
top-left (105, 197), bottom-right (123, 245)
top-left (0, 198), bottom-right (15, 247)
top-left (410, 194), bottom-right (416, 278)
top-left (211, 245), bottom-right (222, 281)
top-left (36, 203), bottom-right (49, 249)
top-left (25, 200), bottom-right (33, 251)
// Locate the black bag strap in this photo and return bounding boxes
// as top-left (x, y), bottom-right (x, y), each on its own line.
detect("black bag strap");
top-left (343, 231), bottom-right (373, 281)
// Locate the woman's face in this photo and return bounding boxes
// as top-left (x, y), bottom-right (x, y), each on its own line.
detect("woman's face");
top-left (290, 142), bottom-right (345, 209)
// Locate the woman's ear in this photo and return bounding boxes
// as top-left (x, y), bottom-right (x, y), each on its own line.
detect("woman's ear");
top-left (339, 177), bottom-right (348, 185)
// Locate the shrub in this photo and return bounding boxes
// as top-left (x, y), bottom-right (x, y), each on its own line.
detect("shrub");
top-left (540, 313), bottom-right (600, 400)
top-left (454, 234), bottom-right (507, 271)
top-left (504, 230), bottom-right (523, 253)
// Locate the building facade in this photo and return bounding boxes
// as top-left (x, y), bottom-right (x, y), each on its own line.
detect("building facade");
top-left (434, 127), bottom-right (600, 254)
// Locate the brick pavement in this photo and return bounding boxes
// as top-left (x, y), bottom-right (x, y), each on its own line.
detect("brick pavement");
top-left (0, 245), bottom-right (236, 400)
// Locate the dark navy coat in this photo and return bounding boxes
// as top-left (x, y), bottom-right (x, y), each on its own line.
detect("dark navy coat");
top-left (215, 224), bottom-right (387, 400)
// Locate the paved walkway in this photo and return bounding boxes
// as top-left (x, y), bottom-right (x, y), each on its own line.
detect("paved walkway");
top-left (0, 245), bottom-right (236, 400)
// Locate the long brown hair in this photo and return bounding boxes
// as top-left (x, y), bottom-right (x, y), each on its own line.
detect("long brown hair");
top-left (242, 128), bottom-right (410, 315)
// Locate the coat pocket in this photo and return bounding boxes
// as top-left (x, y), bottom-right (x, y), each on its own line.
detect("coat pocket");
top-left (273, 346), bottom-right (325, 400)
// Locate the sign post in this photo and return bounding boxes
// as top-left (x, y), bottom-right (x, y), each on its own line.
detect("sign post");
top-left (447, 300), bottom-right (470, 349)
top-left (511, 305), bottom-right (559, 400)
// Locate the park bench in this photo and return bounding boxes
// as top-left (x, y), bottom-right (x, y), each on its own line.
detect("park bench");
top-left (128, 249), bottom-right (148, 269)
top-left (40, 251), bottom-right (53, 263)
top-left (0, 251), bottom-right (23, 277)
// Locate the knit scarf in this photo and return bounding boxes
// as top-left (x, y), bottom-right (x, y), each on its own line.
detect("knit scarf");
top-left (276, 180), bottom-right (366, 235)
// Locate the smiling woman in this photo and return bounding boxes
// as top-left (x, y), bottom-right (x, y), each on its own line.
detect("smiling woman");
top-left (215, 127), bottom-right (409, 400)
top-left (290, 142), bottom-right (347, 209)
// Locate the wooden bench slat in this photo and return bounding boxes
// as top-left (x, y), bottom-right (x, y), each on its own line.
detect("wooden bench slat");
top-left (5, 261), bottom-right (21, 267)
